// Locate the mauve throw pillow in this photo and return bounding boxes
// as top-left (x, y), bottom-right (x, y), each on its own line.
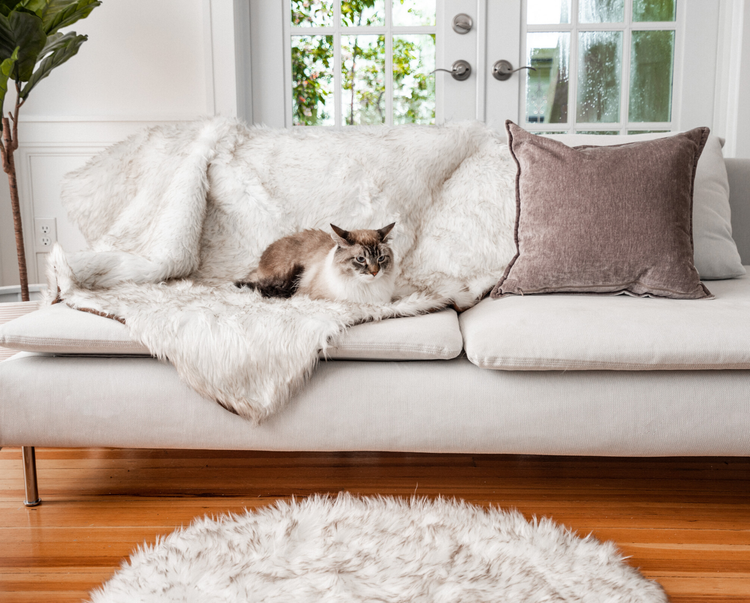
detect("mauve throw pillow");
top-left (492, 121), bottom-right (712, 300)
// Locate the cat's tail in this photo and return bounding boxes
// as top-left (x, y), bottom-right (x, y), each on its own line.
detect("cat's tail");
top-left (385, 290), bottom-right (450, 317)
top-left (235, 266), bottom-right (305, 298)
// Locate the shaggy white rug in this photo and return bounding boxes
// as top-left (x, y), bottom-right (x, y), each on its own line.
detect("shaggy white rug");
top-left (50, 119), bottom-right (518, 422)
top-left (89, 495), bottom-right (667, 603)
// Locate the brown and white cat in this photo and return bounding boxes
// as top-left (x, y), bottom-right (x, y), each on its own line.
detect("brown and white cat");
top-left (236, 223), bottom-right (397, 303)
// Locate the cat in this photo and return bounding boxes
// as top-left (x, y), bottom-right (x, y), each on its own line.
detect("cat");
top-left (235, 223), bottom-right (397, 303)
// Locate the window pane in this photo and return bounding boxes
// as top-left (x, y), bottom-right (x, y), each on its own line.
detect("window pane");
top-left (629, 30), bottom-right (674, 122)
top-left (579, 0), bottom-right (624, 23)
top-left (292, 35), bottom-right (334, 126)
top-left (342, 0), bottom-right (385, 26)
top-left (577, 130), bottom-right (619, 134)
top-left (393, 34), bottom-right (435, 124)
top-left (392, 0), bottom-right (436, 26)
top-left (577, 31), bottom-right (622, 123)
top-left (526, 32), bottom-right (570, 124)
top-left (628, 130), bottom-right (670, 134)
top-left (527, 0), bottom-right (570, 24)
top-left (292, 0), bottom-right (334, 27)
top-left (342, 35), bottom-right (385, 125)
top-left (633, 0), bottom-right (676, 22)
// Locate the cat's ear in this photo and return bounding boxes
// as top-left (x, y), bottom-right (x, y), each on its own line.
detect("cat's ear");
top-left (378, 222), bottom-right (396, 242)
top-left (330, 224), bottom-right (352, 247)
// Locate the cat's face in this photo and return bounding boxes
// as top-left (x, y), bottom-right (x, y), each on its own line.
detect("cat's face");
top-left (330, 223), bottom-right (395, 283)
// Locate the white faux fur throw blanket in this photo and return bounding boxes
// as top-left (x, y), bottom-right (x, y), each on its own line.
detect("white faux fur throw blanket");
top-left (49, 118), bottom-right (517, 422)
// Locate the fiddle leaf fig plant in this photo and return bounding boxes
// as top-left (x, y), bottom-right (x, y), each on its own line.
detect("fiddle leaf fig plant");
top-left (0, 0), bottom-right (100, 302)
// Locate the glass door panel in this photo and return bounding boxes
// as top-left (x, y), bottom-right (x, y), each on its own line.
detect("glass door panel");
top-left (577, 31), bottom-right (622, 123)
top-left (291, 35), bottom-right (335, 126)
top-left (341, 34), bottom-right (386, 125)
top-left (527, 0), bottom-right (571, 24)
top-left (632, 0), bottom-right (675, 22)
top-left (629, 29), bottom-right (674, 122)
top-left (393, 34), bottom-right (436, 124)
top-left (525, 32), bottom-right (570, 124)
top-left (579, 0), bottom-right (625, 23)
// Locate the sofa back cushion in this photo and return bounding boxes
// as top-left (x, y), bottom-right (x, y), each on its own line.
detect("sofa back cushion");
top-left (726, 158), bottom-right (750, 266)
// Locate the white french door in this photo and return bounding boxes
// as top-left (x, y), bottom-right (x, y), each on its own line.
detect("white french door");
top-left (484, 0), bottom-right (723, 135)
top-left (249, 0), bottom-right (722, 136)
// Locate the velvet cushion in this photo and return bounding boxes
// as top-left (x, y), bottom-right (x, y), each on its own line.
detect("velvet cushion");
top-left (546, 132), bottom-right (745, 280)
top-left (492, 121), bottom-right (712, 300)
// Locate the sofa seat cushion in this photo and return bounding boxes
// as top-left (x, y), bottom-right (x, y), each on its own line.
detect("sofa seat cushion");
top-left (460, 269), bottom-right (750, 371)
top-left (0, 303), bottom-right (463, 361)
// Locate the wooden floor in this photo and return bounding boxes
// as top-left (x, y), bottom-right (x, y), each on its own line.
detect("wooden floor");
top-left (0, 448), bottom-right (748, 602)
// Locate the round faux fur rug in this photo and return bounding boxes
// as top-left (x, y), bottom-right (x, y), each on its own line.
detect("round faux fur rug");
top-left (90, 494), bottom-right (667, 603)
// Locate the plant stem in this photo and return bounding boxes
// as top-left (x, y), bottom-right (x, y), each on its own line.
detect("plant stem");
top-left (1, 83), bottom-right (28, 302)
top-left (5, 144), bottom-right (27, 301)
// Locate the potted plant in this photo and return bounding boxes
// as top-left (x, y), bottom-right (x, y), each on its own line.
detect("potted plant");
top-left (0, 0), bottom-right (101, 358)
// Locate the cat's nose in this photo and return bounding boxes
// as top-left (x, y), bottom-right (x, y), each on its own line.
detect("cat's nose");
top-left (370, 268), bottom-right (379, 276)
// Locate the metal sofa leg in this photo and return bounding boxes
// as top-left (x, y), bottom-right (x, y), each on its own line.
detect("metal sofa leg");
top-left (22, 446), bottom-right (41, 507)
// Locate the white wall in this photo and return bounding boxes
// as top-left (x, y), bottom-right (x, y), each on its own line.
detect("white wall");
top-left (733, 1), bottom-right (750, 158)
top-left (0, 0), bottom-right (230, 287)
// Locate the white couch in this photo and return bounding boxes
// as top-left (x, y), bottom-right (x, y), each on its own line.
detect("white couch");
top-left (1, 154), bottom-right (749, 507)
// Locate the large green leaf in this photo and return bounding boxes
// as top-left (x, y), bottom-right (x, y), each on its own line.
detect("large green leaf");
top-left (0, 1), bottom-right (18, 17)
top-left (20, 30), bottom-right (84, 98)
top-left (35, 28), bottom-right (68, 57)
top-left (0, 45), bottom-right (18, 121)
top-left (38, 0), bottom-right (100, 35)
top-left (0, 10), bottom-right (46, 80)
top-left (0, 1), bottom-right (45, 18)
top-left (21, 0), bottom-right (48, 12)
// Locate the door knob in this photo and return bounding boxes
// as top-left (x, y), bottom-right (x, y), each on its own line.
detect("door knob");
top-left (431, 60), bottom-right (472, 81)
top-left (492, 60), bottom-right (536, 81)
top-left (452, 13), bottom-right (473, 34)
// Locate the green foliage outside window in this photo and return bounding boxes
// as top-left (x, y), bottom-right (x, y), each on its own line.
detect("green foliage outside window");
top-left (291, 0), bottom-right (435, 126)
top-left (292, 35), bottom-right (333, 126)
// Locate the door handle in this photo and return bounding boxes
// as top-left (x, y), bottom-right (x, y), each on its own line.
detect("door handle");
top-left (492, 60), bottom-right (536, 81)
top-left (431, 60), bottom-right (472, 81)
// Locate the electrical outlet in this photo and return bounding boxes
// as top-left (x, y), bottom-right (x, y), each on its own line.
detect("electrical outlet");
top-left (35, 218), bottom-right (57, 251)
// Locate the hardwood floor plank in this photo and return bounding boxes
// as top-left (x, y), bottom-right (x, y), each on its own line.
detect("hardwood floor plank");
top-left (2, 526), bottom-right (749, 550)
top-left (646, 574), bottom-right (750, 596)
top-left (0, 571), bottom-right (114, 590)
top-left (0, 593), bottom-right (95, 603)
top-left (1, 502), bottom-right (747, 532)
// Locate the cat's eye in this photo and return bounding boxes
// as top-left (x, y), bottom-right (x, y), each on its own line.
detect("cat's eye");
top-left (378, 256), bottom-right (386, 263)
top-left (356, 256), bottom-right (365, 263)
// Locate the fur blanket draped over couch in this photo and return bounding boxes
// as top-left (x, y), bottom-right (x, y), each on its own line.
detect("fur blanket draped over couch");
top-left (48, 118), bottom-right (517, 422)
